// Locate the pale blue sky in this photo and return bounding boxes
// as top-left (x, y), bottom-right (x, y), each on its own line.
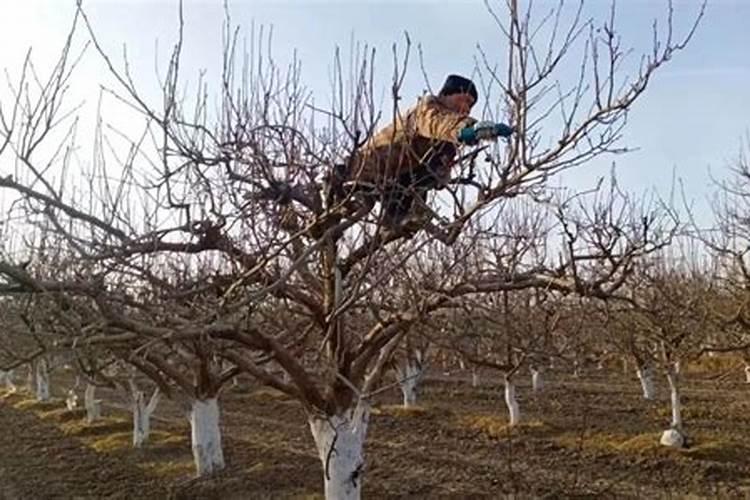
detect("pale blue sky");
top-left (1, 0), bottom-right (748, 224)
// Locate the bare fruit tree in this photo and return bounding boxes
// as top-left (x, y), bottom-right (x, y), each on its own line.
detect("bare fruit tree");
top-left (700, 137), bottom-right (750, 379)
top-left (0, 1), bottom-right (703, 498)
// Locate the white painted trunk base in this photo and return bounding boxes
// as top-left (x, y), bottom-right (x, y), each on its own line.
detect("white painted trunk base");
top-left (660, 428), bottom-right (685, 448)
top-left (531, 368), bottom-right (543, 393)
top-left (636, 367), bottom-right (656, 400)
top-left (84, 384), bottom-right (101, 423)
top-left (504, 378), bottom-right (521, 426)
top-left (660, 366), bottom-right (686, 448)
top-left (309, 404), bottom-right (369, 500)
top-left (190, 398), bottom-right (225, 476)
top-left (26, 365), bottom-right (35, 391)
top-left (666, 369), bottom-right (682, 430)
top-left (396, 359), bottom-right (423, 408)
top-left (35, 360), bottom-right (50, 402)
top-left (745, 364), bottom-right (750, 384)
top-left (0, 371), bottom-right (16, 393)
top-left (471, 369), bottom-right (480, 388)
top-left (133, 388), bottom-right (160, 448)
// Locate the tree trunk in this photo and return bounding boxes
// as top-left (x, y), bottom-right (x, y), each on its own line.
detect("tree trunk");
top-left (189, 398), bottom-right (225, 476)
top-left (35, 359), bottom-right (50, 402)
top-left (744, 363), bottom-right (750, 384)
top-left (395, 351), bottom-right (424, 408)
top-left (133, 388), bottom-right (160, 448)
top-left (471, 368), bottom-right (480, 388)
top-left (0, 370), bottom-right (16, 393)
top-left (666, 366), bottom-right (682, 430)
top-left (660, 364), bottom-right (685, 448)
top-left (26, 363), bottom-right (35, 392)
top-left (84, 384), bottom-right (101, 422)
top-left (636, 365), bottom-right (656, 400)
top-left (504, 375), bottom-right (521, 426)
top-left (531, 367), bottom-right (543, 393)
top-left (309, 403), bottom-right (369, 500)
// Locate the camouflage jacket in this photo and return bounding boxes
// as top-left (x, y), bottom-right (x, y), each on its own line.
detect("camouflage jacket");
top-left (349, 95), bottom-right (477, 188)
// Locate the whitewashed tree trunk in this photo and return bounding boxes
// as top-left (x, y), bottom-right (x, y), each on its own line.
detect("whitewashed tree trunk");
top-left (84, 384), bottom-right (101, 423)
top-left (471, 368), bottom-right (480, 388)
top-left (0, 370), bottom-right (16, 393)
top-left (666, 366), bottom-right (682, 430)
top-left (504, 375), bottom-right (521, 426)
top-left (744, 363), bottom-right (750, 384)
top-left (395, 351), bottom-right (424, 408)
top-left (531, 367), bottom-right (543, 393)
top-left (35, 359), bottom-right (50, 402)
top-left (636, 365), bottom-right (656, 400)
top-left (132, 387), bottom-right (160, 448)
top-left (309, 403), bottom-right (369, 500)
top-left (26, 363), bottom-right (35, 391)
top-left (189, 398), bottom-right (225, 476)
top-left (660, 364), bottom-right (685, 448)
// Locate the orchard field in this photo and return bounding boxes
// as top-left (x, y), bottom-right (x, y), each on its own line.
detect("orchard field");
top-left (5, 1), bottom-right (750, 500)
top-left (2, 360), bottom-right (749, 499)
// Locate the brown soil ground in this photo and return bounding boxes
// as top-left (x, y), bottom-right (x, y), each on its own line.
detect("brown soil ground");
top-left (1, 364), bottom-right (750, 499)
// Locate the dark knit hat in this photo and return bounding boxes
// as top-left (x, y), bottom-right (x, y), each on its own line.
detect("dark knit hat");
top-left (438, 74), bottom-right (478, 103)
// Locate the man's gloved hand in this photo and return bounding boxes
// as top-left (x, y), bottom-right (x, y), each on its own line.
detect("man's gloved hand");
top-left (458, 121), bottom-right (515, 145)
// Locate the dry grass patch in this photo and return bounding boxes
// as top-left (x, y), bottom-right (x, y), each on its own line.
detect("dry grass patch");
top-left (686, 355), bottom-right (743, 375)
top-left (458, 414), bottom-right (547, 438)
top-left (555, 429), bottom-right (750, 464)
top-left (89, 431), bottom-right (132, 452)
top-left (373, 404), bottom-right (430, 418)
top-left (682, 435), bottom-right (750, 463)
top-left (60, 415), bottom-right (130, 437)
top-left (86, 426), bottom-right (186, 453)
top-left (554, 431), bottom-right (664, 455)
top-left (12, 397), bottom-right (62, 413)
top-left (684, 441), bottom-right (749, 462)
top-left (250, 387), bottom-right (294, 402)
top-left (137, 458), bottom-right (195, 479)
top-left (0, 389), bottom-right (23, 401)
top-left (37, 406), bottom-right (88, 423)
top-left (615, 433), bottom-right (665, 453)
top-left (655, 405), bottom-right (723, 421)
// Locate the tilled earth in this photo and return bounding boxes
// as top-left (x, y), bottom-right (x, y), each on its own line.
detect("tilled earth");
top-left (1, 367), bottom-right (750, 499)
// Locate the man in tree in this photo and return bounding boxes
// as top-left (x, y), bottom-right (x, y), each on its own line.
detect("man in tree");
top-left (330, 74), bottom-right (514, 224)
